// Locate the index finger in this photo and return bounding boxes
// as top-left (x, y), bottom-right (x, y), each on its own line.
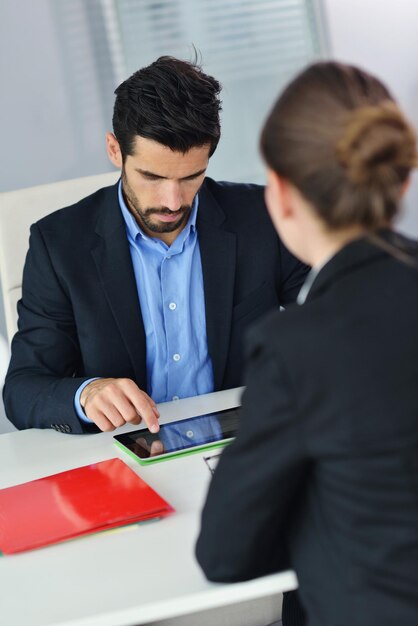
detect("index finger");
top-left (121, 381), bottom-right (160, 433)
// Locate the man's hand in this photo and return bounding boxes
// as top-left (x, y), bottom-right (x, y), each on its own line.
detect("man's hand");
top-left (80, 378), bottom-right (160, 433)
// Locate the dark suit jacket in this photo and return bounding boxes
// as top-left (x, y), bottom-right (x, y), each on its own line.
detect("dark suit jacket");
top-left (3, 178), bottom-right (307, 433)
top-left (196, 232), bottom-right (418, 626)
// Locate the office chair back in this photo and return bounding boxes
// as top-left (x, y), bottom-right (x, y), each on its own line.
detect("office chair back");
top-left (0, 171), bottom-right (119, 345)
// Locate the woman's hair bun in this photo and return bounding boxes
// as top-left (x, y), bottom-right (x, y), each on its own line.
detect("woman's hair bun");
top-left (336, 101), bottom-right (418, 187)
top-left (261, 62), bottom-right (418, 229)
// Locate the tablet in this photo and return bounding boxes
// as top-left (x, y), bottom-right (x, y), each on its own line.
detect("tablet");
top-left (113, 406), bottom-right (240, 464)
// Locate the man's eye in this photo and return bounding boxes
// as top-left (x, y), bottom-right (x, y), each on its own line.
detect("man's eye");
top-left (141, 173), bottom-right (159, 181)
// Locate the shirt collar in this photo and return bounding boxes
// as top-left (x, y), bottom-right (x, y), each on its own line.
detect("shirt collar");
top-left (296, 255), bottom-right (333, 305)
top-left (118, 179), bottom-right (199, 246)
top-left (296, 267), bottom-right (319, 305)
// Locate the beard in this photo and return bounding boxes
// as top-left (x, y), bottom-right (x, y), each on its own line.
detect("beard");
top-left (121, 169), bottom-right (193, 234)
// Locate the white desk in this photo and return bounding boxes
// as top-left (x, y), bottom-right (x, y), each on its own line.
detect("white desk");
top-left (0, 388), bottom-right (297, 626)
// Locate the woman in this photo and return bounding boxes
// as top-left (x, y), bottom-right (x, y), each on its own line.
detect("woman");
top-left (196, 61), bottom-right (418, 626)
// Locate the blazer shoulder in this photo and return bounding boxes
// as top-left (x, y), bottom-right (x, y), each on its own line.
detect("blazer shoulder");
top-left (201, 177), bottom-right (272, 234)
top-left (203, 177), bottom-right (265, 205)
top-left (35, 183), bottom-right (118, 232)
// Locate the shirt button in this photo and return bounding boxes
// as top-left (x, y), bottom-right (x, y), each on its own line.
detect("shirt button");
top-left (172, 395), bottom-right (180, 401)
top-left (173, 353), bottom-right (181, 362)
top-left (186, 430), bottom-right (194, 438)
top-left (166, 255), bottom-right (171, 260)
top-left (169, 302), bottom-right (177, 310)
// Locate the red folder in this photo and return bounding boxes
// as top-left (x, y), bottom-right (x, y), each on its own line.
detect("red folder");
top-left (0, 458), bottom-right (174, 554)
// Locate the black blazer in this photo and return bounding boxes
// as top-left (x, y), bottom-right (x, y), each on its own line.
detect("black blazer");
top-left (197, 232), bottom-right (418, 626)
top-left (3, 178), bottom-right (307, 433)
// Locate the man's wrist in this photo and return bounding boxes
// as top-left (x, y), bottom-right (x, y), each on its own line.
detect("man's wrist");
top-left (74, 378), bottom-right (100, 423)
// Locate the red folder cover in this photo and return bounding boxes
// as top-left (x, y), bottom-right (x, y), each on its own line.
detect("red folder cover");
top-left (0, 458), bottom-right (174, 554)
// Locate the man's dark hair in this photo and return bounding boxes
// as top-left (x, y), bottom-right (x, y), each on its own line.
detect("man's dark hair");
top-left (112, 56), bottom-right (222, 160)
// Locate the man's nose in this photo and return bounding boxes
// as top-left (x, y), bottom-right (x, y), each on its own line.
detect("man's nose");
top-left (161, 182), bottom-right (183, 211)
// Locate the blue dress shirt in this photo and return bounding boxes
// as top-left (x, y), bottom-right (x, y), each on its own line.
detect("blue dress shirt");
top-left (75, 181), bottom-right (214, 420)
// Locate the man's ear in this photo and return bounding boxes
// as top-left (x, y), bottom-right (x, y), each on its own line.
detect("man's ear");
top-left (106, 132), bottom-right (123, 169)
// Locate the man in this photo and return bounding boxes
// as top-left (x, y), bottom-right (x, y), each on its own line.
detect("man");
top-left (4, 56), bottom-right (307, 435)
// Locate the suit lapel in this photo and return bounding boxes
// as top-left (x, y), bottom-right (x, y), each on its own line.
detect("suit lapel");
top-left (307, 235), bottom-right (388, 303)
top-left (90, 185), bottom-right (147, 389)
top-left (198, 182), bottom-right (236, 390)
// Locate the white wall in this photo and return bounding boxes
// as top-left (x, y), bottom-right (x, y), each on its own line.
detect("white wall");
top-left (0, 0), bottom-right (114, 193)
top-left (323, 0), bottom-right (418, 238)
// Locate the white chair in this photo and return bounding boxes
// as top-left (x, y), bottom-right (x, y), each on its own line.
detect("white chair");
top-left (0, 332), bottom-right (15, 432)
top-left (0, 171), bottom-right (119, 344)
top-left (0, 333), bottom-right (8, 385)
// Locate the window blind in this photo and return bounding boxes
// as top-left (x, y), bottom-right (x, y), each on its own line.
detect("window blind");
top-left (111, 0), bottom-right (325, 79)
top-left (104, 0), bottom-right (327, 182)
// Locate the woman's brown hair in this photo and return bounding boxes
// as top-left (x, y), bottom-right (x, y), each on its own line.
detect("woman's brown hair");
top-left (261, 62), bottom-right (418, 230)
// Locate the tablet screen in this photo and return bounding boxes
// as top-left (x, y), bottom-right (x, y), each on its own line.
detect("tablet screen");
top-left (114, 407), bottom-right (240, 460)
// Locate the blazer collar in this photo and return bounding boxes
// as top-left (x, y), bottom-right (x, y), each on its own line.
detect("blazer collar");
top-left (197, 180), bottom-right (237, 390)
top-left (306, 229), bottom-right (402, 302)
top-left (90, 183), bottom-right (147, 388)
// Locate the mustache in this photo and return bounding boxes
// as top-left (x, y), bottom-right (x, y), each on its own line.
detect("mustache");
top-left (144, 206), bottom-right (191, 216)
